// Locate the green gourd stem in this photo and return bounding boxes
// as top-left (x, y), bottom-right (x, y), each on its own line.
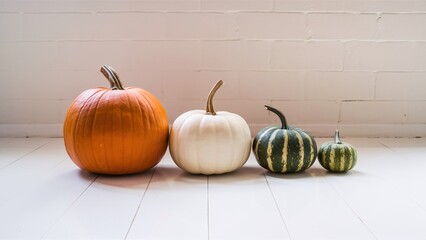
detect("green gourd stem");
top-left (206, 80), bottom-right (223, 115)
top-left (334, 130), bottom-right (342, 144)
top-left (265, 105), bottom-right (288, 129)
top-left (100, 65), bottom-right (124, 90)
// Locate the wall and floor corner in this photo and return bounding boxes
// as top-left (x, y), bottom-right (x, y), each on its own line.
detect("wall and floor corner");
top-left (1, 0), bottom-right (426, 138)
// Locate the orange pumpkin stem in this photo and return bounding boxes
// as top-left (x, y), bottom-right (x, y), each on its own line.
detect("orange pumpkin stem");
top-left (100, 65), bottom-right (124, 90)
top-left (206, 80), bottom-right (223, 115)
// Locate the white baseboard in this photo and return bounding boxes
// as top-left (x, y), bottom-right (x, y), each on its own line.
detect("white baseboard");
top-left (1, 123), bottom-right (425, 138)
top-left (0, 124), bottom-right (63, 138)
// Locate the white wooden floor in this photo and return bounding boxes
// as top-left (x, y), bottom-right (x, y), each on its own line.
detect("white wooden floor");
top-left (1, 137), bottom-right (426, 240)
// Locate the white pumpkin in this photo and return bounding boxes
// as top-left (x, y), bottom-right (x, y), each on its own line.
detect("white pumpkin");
top-left (169, 80), bottom-right (251, 175)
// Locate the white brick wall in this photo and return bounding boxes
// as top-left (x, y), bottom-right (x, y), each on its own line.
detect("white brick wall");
top-left (271, 41), bottom-right (343, 70)
top-left (379, 14), bottom-right (426, 40)
top-left (375, 72), bottom-right (426, 101)
top-left (305, 72), bottom-right (375, 101)
top-left (1, 0), bottom-right (426, 137)
top-left (344, 42), bottom-right (426, 71)
top-left (307, 13), bottom-right (378, 39)
top-left (238, 13), bottom-right (306, 39)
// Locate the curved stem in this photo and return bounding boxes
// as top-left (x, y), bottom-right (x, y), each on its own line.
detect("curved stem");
top-left (265, 105), bottom-right (288, 129)
top-left (100, 65), bottom-right (124, 90)
top-left (334, 130), bottom-right (342, 144)
top-left (206, 80), bottom-right (223, 115)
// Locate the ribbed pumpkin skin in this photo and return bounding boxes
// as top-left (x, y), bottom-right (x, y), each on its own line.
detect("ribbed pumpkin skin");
top-left (253, 127), bottom-right (317, 173)
top-left (318, 142), bottom-right (357, 172)
top-left (170, 110), bottom-right (251, 175)
top-left (63, 87), bottom-right (169, 175)
top-left (169, 80), bottom-right (251, 175)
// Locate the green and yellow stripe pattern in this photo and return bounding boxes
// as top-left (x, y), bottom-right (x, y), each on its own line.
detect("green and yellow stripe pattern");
top-left (318, 142), bottom-right (357, 172)
top-left (253, 126), bottom-right (318, 173)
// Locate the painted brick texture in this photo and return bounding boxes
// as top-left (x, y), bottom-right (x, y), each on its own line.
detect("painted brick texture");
top-left (0, 0), bottom-right (425, 137)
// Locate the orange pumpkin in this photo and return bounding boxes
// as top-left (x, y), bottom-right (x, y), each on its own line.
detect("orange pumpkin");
top-left (63, 65), bottom-right (169, 175)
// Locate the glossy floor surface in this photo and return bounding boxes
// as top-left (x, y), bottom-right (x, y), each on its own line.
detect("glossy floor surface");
top-left (0, 137), bottom-right (426, 240)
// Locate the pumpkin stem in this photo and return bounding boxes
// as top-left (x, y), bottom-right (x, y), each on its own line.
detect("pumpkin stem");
top-left (265, 105), bottom-right (288, 129)
top-left (206, 80), bottom-right (223, 115)
top-left (334, 130), bottom-right (342, 144)
top-left (100, 65), bottom-right (124, 90)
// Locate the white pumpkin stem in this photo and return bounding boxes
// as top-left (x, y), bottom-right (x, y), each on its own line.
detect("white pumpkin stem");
top-left (206, 80), bottom-right (223, 115)
top-left (334, 130), bottom-right (342, 144)
top-left (100, 65), bottom-right (124, 90)
top-left (265, 105), bottom-right (288, 129)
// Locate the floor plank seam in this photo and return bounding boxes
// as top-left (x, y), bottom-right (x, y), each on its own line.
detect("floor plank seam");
top-left (0, 156), bottom-right (70, 209)
top-left (379, 140), bottom-right (422, 163)
top-left (40, 174), bottom-right (100, 240)
top-left (40, 156), bottom-right (70, 176)
top-left (263, 172), bottom-right (292, 240)
top-left (375, 141), bottom-right (426, 212)
top-left (0, 140), bottom-right (51, 170)
top-left (324, 177), bottom-right (379, 240)
top-left (124, 167), bottom-right (157, 240)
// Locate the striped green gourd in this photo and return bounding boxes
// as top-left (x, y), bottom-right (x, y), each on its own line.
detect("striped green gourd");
top-left (253, 105), bottom-right (317, 173)
top-left (318, 130), bottom-right (357, 172)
